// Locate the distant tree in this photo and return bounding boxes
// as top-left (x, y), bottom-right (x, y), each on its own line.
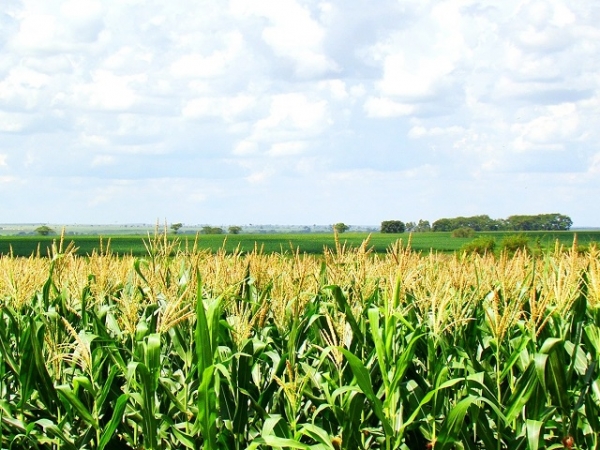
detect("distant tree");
top-left (405, 221), bottom-right (417, 232)
top-left (381, 220), bottom-right (405, 233)
top-left (432, 213), bottom-right (572, 232)
top-left (432, 218), bottom-right (453, 232)
top-left (170, 223), bottom-right (183, 234)
top-left (228, 226), bottom-right (242, 234)
top-left (202, 226), bottom-right (224, 235)
top-left (507, 213), bottom-right (572, 231)
top-left (416, 219), bottom-right (431, 232)
top-left (333, 223), bottom-right (350, 233)
top-left (35, 225), bottom-right (54, 236)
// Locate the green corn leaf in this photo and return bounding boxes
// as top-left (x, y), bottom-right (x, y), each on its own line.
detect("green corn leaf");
top-left (564, 341), bottom-right (588, 377)
top-left (504, 364), bottom-right (540, 423)
top-left (56, 384), bottom-right (99, 430)
top-left (73, 376), bottom-right (96, 397)
top-left (98, 394), bottom-right (129, 450)
top-left (144, 333), bottom-right (162, 393)
top-left (402, 377), bottom-right (464, 431)
top-left (195, 273), bottom-right (213, 374)
top-left (526, 419), bottom-right (543, 450)
top-left (261, 414), bottom-right (292, 439)
top-left (197, 365), bottom-right (218, 450)
top-left (0, 403), bottom-right (26, 434)
top-left (29, 318), bottom-right (60, 413)
top-left (584, 393), bottom-right (600, 432)
top-left (194, 272), bottom-right (220, 449)
top-left (342, 390), bottom-right (366, 449)
top-left (133, 258), bottom-right (150, 286)
top-left (436, 395), bottom-right (480, 450)
top-left (0, 308), bottom-right (20, 376)
top-left (547, 348), bottom-right (570, 414)
top-left (247, 435), bottom-right (312, 449)
top-left (499, 334), bottom-right (531, 381)
top-left (299, 423), bottom-right (336, 449)
top-left (16, 316), bottom-right (35, 410)
top-left (534, 353), bottom-right (549, 393)
top-left (389, 332), bottom-right (425, 394)
top-left (367, 308), bottom-right (389, 391)
top-left (41, 263), bottom-right (55, 310)
top-left (437, 393), bottom-right (508, 450)
top-left (35, 418), bottom-right (78, 450)
top-left (391, 275), bottom-right (402, 310)
top-left (158, 377), bottom-right (189, 415)
top-left (96, 365), bottom-right (120, 412)
top-left (539, 337), bottom-right (562, 355)
top-left (535, 338), bottom-right (570, 414)
top-left (129, 362), bottom-right (158, 450)
top-left (584, 324), bottom-right (600, 359)
top-left (170, 426), bottom-right (196, 449)
top-left (324, 286), bottom-right (364, 345)
top-left (339, 348), bottom-right (394, 438)
top-left (233, 339), bottom-right (253, 437)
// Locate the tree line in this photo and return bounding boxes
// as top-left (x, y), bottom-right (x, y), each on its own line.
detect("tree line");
top-left (431, 213), bottom-right (572, 232)
top-left (380, 214), bottom-right (572, 234)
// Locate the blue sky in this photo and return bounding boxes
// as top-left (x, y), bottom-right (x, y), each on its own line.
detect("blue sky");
top-left (1, 0), bottom-right (599, 226)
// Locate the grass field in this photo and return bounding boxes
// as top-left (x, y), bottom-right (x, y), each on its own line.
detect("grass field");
top-left (1, 231), bottom-right (600, 448)
top-left (0, 229), bottom-right (598, 257)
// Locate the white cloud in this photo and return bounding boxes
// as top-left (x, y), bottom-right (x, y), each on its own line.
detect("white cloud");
top-left (246, 169), bottom-right (274, 184)
top-left (371, 1), bottom-right (466, 101)
top-left (0, 112), bottom-right (28, 132)
top-left (408, 125), bottom-right (465, 139)
top-left (253, 93), bottom-right (329, 140)
top-left (91, 155), bottom-right (115, 167)
top-left (170, 32), bottom-right (244, 79)
top-left (73, 70), bottom-right (144, 111)
top-left (10, 0), bottom-right (104, 53)
top-left (267, 141), bottom-right (306, 156)
top-left (377, 52), bottom-right (454, 99)
top-left (0, 66), bottom-right (51, 111)
top-left (589, 153), bottom-right (600, 175)
top-left (511, 103), bottom-right (580, 151)
top-left (364, 97), bottom-right (413, 118)
top-left (233, 140), bottom-right (259, 156)
top-left (231, 0), bottom-right (338, 77)
top-left (319, 79), bottom-right (348, 100)
top-left (182, 95), bottom-right (255, 122)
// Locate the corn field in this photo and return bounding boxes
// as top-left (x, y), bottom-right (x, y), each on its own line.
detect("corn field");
top-left (1, 231), bottom-right (600, 449)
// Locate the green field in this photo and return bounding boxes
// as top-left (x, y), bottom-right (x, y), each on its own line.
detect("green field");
top-left (0, 230), bottom-right (597, 257)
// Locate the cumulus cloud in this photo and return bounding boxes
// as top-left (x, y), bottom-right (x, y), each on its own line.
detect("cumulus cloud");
top-left (231, 0), bottom-right (339, 78)
top-left (1, 0), bottom-right (599, 226)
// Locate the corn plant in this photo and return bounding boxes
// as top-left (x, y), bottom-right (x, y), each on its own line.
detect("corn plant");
top-left (1, 232), bottom-right (599, 449)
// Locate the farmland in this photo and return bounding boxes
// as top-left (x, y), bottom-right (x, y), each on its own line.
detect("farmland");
top-left (1, 230), bottom-right (600, 448)
top-left (1, 229), bottom-right (599, 257)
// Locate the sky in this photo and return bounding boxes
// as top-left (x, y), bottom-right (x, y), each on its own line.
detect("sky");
top-left (1, 0), bottom-right (599, 227)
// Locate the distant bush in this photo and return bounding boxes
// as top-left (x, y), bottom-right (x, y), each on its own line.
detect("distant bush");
top-left (228, 226), bottom-right (242, 235)
top-left (35, 225), bottom-right (54, 236)
top-left (452, 227), bottom-right (476, 238)
top-left (461, 237), bottom-right (496, 255)
top-left (201, 226), bottom-right (224, 235)
top-left (381, 220), bottom-right (405, 233)
top-left (500, 234), bottom-right (529, 255)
